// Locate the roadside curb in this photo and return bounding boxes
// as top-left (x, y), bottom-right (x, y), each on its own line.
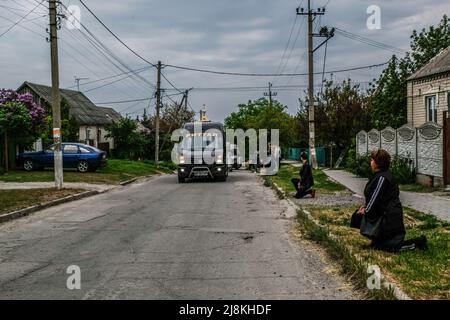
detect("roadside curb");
top-left (0, 190), bottom-right (100, 224)
top-left (269, 180), bottom-right (412, 301)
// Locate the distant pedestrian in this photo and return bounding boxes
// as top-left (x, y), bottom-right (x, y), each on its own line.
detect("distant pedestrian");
top-left (352, 149), bottom-right (427, 252)
top-left (291, 152), bottom-right (315, 199)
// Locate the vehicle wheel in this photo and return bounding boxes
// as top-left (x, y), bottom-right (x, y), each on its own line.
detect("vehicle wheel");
top-left (178, 176), bottom-right (185, 183)
top-left (77, 161), bottom-right (89, 173)
top-left (23, 159), bottom-right (34, 171)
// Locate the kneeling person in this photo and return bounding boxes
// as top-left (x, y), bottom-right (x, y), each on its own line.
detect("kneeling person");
top-left (291, 152), bottom-right (315, 199)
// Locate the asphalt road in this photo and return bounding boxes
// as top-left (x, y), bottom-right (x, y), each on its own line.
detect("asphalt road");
top-left (0, 171), bottom-right (358, 299)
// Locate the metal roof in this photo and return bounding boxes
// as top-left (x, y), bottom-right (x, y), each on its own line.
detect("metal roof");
top-left (17, 82), bottom-right (122, 125)
top-left (408, 44), bottom-right (450, 81)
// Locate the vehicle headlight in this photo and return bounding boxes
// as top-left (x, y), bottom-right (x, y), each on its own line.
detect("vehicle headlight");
top-left (179, 155), bottom-right (185, 164)
top-left (216, 155), bottom-right (223, 164)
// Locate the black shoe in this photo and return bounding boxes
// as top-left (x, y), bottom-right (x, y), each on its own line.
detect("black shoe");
top-left (415, 235), bottom-right (428, 250)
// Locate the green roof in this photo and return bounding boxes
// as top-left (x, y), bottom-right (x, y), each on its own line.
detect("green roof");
top-left (17, 82), bottom-right (122, 125)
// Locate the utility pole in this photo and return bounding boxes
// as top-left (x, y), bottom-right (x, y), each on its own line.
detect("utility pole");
top-left (297, 1), bottom-right (334, 168)
top-left (263, 82), bottom-right (277, 107)
top-left (49, 0), bottom-right (63, 189)
top-left (155, 61), bottom-right (162, 167)
top-left (74, 76), bottom-right (89, 91)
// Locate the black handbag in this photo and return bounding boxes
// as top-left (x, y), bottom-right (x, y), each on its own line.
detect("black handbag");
top-left (350, 210), bottom-right (363, 229)
top-left (360, 215), bottom-right (384, 240)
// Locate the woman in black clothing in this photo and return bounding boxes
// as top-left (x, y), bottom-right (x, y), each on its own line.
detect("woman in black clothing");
top-left (291, 152), bottom-right (315, 199)
top-left (356, 149), bottom-right (427, 252)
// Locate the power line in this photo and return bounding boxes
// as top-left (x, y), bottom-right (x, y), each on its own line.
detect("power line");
top-left (65, 66), bottom-right (152, 89)
top-left (0, 0), bottom-right (44, 38)
top-left (162, 60), bottom-right (388, 77)
top-left (59, 2), bottom-right (155, 89)
top-left (76, 0), bottom-right (156, 67)
top-left (334, 27), bottom-right (407, 54)
top-left (95, 97), bottom-right (153, 105)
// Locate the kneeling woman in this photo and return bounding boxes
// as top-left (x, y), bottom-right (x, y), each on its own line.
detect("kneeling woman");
top-left (355, 149), bottom-right (427, 252)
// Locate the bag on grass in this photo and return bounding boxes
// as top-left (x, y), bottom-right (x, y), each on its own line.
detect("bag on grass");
top-left (350, 210), bottom-right (363, 229)
top-left (360, 215), bottom-right (384, 240)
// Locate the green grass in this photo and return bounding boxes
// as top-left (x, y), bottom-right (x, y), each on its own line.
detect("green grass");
top-left (0, 160), bottom-right (175, 185)
top-left (266, 165), bottom-right (450, 299)
top-left (0, 188), bottom-right (85, 215)
top-left (265, 165), bottom-right (346, 195)
top-left (306, 206), bottom-right (450, 300)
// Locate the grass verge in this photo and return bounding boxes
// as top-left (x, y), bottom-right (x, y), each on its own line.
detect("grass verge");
top-left (268, 165), bottom-right (346, 195)
top-left (0, 188), bottom-right (85, 215)
top-left (265, 165), bottom-right (450, 300)
top-left (0, 160), bottom-right (175, 185)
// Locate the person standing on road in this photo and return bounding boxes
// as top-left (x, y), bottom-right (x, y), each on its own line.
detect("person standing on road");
top-left (291, 152), bottom-right (315, 199)
top-left (354, 149), bottom-right (427, 252)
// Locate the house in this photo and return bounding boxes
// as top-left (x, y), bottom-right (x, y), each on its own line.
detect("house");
top-left (405, 45), bottom-right (450, 186)
top-left (17, 81), bottom-right (122, 153)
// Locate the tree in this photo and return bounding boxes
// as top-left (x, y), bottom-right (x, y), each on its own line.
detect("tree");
top-left (367, 56), bottom-right (409, 129)
top-left (0, 89), bottom-right (46, 172)
top-left (298, 80), bottom-right (371, 150)
top-left (42, 97), bottom-right (79, 147)
top-left (141, 101), bottom-right (196, 161)
top-left (105, 117), bottom-right (147, 160)
top-left (409, 15), bottom-right (450, 71)
top-left (369, 15), bottom-right (450, 129)
top-left (225, 98), bottom-right (299, 148)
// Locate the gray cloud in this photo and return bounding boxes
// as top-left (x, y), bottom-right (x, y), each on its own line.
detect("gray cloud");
top-left (1, 0), bottom-right (449, 121)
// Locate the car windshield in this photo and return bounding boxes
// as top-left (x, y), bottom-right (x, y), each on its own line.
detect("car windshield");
top-left (181, 132), bottom-right (223, 151)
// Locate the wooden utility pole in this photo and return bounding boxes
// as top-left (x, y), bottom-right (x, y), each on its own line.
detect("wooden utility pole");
top-left (264, 82), bottom-right (277, 107)
top-left (155, 61), bottom-right (162, 167)
top-left (49, 0), bottom-right (63, 189)
top-left (4, 133), bottom-right (8, 173)
top-left (184, 89), bottom-right (189, 112)
top-left (297, 1), bottom-right (333, 168)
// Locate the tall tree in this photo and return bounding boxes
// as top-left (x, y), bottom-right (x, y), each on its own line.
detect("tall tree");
top-left (225, 98), bottom-right (299, 148)
top-left (298, 80), bottom-right (371, 149)
top-left (369, 15), bottom-right (450, 129)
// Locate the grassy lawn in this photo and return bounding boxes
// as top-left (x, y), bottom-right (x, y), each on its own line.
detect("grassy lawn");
top-left (0, 188), bottom-right (85, 215)
top-left (307, 206), bottom-right (450, 299)
top-left (267, 165), bottom-right (346, 194)
top-left (265, 165), bottom-right (450, 300)
top-left (0, 160), bottom-right (175, 185)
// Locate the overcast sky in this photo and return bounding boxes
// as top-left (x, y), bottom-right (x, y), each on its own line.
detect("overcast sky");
top-left (1, 0), bottom-right (449, 122)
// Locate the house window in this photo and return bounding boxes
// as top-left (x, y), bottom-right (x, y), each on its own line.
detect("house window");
top-left (426, 95), bottom-right (437, 122)
top-left (447, 92), bottom-right (450, 113)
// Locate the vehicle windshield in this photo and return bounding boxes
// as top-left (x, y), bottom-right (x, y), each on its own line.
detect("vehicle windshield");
top-left (181, 132), bottom-right (223, 151)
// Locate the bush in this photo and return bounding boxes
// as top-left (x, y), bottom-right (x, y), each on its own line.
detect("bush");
top-left (348, 152), bottom-right (416, 184)
top-left (390, 155), bottom-right (416, 184)
top-left (347, 153), bottom-right (373, 179)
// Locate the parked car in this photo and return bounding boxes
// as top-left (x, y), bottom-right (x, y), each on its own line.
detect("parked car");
top-left (17, 143), bottom-right (107, 173)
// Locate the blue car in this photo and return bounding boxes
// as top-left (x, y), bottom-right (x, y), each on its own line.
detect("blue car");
top-left (17, 143), bottom-right (108, 173)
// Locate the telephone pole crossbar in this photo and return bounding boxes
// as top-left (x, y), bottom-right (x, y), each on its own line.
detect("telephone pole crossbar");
top-left (263, 82), bottom-right (277, 107)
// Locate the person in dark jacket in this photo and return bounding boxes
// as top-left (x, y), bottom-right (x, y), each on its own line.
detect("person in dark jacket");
top-left (291, 152), bottom-right (315, 199)
top-left (357, 149), bottom-right (427, 252)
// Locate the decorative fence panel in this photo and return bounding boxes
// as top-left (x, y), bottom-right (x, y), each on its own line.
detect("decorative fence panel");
top-left (356, 122), bottom-right (444, 178)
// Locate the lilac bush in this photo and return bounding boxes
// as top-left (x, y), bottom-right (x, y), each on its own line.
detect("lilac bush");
top-left (0, 89), bottom-right (47, 131)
